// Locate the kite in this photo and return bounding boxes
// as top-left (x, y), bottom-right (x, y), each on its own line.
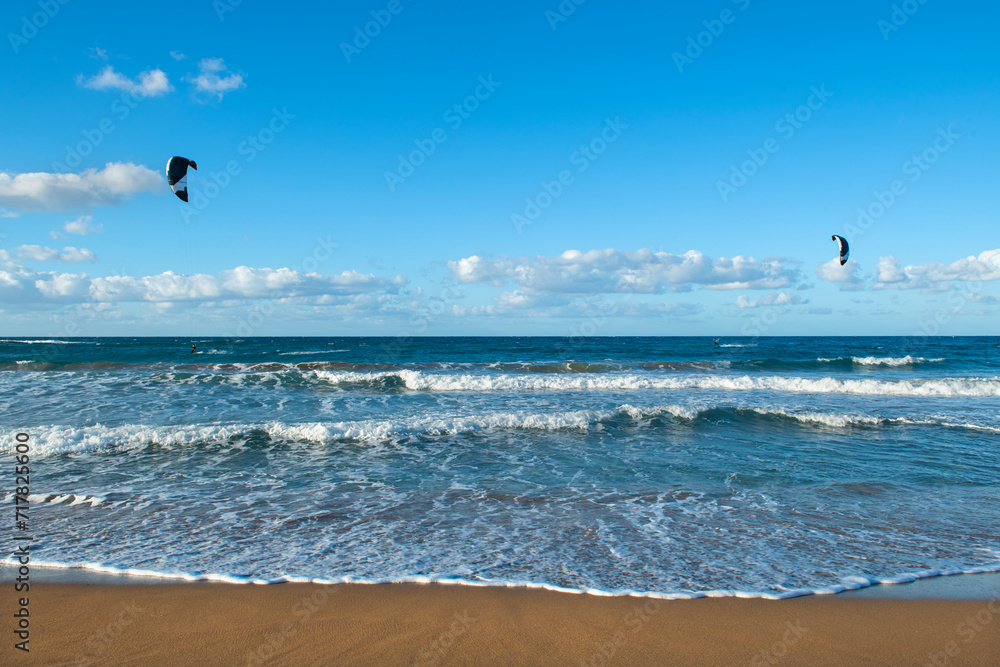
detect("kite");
top-left (166, 156), bottom-right (197, 202)
top-left (831, 235), bottom-right (849, 266)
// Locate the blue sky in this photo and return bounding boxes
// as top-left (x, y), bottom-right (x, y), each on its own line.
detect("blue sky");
top-left (2, 0), bottom-right (998, 336)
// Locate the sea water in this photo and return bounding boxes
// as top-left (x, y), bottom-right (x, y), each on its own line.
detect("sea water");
top-left (2, 336), bottom-right (998, 598)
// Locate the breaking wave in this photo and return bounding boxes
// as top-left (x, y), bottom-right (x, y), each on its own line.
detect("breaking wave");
top-left (5, 404), bottom-right (995, 457)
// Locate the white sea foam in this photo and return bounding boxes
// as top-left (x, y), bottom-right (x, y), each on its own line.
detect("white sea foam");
top-left (5, 404), bottom-right (993, 456)
top-left (817, 356), bottom-right (945, 366)
top-left (313, 369), bottom-right (1000, 397)
top-left (7, 559), bottom-right (998, 600)
top-left (747, 408), bottom-right (882, 428)
top-left (0, 406), bottom-right (685, 455)
top-left (0, 339), bottom-right (85, 344)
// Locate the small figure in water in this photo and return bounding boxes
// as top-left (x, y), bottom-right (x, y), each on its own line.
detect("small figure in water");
top-left (713, 338), bottom-right (720, 347)
top-left (191, 344), bottom-right (197, 353)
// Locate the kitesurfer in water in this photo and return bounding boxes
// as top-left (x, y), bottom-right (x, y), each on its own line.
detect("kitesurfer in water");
top-left (191, 344), bottom-right (196, 353)
top-left (713, 338), bottom-right (720, 347)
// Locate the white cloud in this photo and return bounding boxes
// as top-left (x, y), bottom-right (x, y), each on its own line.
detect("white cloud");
top-left (735, 292), bottom-right (807, 309)
top-left (77, 66), bottom-right (173, 97)
top-left (874, 249), bottom-right (1000, 290)
top-left (3, 264), bottom-right (398, 305)
top-left (186, 58), bottom-right (245, 101)
top-left (450, 290), bottom-right (703, 321)
top-left (62, 215), bottom-right (104, 236)
top-left (13, 245), bottom-right (97, 262)
top-left (0, 210), bottom-right (18, 218)
top-left (170, 51), bottom-right (187, 61)
top-left (448, 248), bottom-right (802, 294)
top-left (0, 162), bottom-right (162, 213)
top-left (90, 46), bottom-right (109, 61)
top-left (35, 272), bottom-right (90, 298)
top-left (967, 292), bottom-right (1000, 305)
top-left (815, 258), bottom-right (863, 287)
top-left (220, 266), bottom-right (303, 296)
top-left (875, 256), bottom-right (907, 284)
top-left (91, 272), bottom-right (224, 302)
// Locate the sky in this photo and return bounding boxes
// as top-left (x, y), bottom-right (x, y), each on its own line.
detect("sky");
top-left (1, 0), bottom-right (998, 337)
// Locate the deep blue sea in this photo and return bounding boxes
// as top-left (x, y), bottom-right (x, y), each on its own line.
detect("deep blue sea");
top-left (2, 336), bottom-right (999, 598)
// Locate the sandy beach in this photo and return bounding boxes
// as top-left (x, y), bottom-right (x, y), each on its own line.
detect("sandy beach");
top-left (13, 581), bottom-right (999, 666)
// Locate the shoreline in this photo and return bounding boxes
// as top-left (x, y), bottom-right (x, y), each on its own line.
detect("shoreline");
top-left (5, 563), bottom-right (1000, 599)
top-left (14, 581), bottom-right (1000, 665)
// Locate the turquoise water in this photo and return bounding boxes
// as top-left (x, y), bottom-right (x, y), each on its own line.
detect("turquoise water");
top-left (2, 336), bottom-right (998, 597)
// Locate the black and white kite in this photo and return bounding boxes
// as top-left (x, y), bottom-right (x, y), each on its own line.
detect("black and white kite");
top-left (831, 235), bottom-right (849, 266)
top-left (166, 156), bottom-right (197, 202)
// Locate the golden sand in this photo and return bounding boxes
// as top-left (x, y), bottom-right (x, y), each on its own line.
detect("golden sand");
top-left (12, 582), bottom-right (1000, 666)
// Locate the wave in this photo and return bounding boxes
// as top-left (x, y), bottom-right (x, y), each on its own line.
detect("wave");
top-left (642, 360), bottom-right (731, 371)
top-left (0, 359), bottom-right (711, 375)
top-left (5, 357), bottom-right (997, 397)
top-left (0, 354), bottom-right (964, 378)
top-left (0, 339), bottom-right (86, 344)
top-left (738, 356), bottom-right (950, 372)
top-left (0, 359), bottom-right (468, 374)
top-left (489, 361), bottom-right (627, 373)
top-left (0, 360), bottom-right (399, 374)
top-left (817, 356), bottom-right (946, 367)
top-left (0, 408), bottom-right (677, 455)
top-left (7, 559), bottom-right (999, 600)
top-left (313, 369), bottom-right (1000, 397)
top-left (5, 404), bottom-right (995, 456)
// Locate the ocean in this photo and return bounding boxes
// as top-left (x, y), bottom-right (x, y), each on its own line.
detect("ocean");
top-left (2, 336), bottom-right (999, 598)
